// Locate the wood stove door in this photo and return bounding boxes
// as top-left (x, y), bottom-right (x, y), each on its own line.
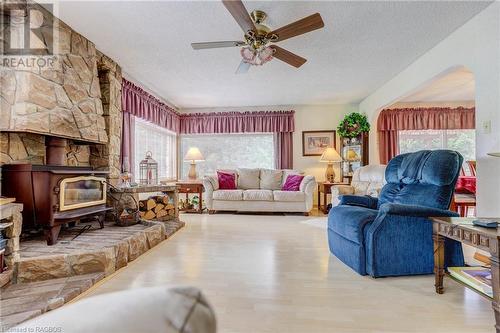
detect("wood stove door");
top-left (58, 176), bottom-right (106, 211)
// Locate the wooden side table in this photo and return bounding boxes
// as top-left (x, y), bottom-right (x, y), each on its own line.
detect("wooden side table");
top-left (317, 182), bottom-right (348, 214)
top-left (176, 180), bottom-right (204, 214)
top-left (431, 216), bottom-right (500, 332)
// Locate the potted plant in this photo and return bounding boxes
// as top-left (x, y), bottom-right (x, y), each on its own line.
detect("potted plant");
top-left (337, 113), bottom-right (370, 140)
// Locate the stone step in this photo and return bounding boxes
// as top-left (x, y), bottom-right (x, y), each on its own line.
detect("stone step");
top-left (0, 273), bottom-right (105, 329)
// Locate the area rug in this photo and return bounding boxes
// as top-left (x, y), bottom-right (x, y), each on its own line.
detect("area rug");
top-left (300, 217), bottom-right (328, 229)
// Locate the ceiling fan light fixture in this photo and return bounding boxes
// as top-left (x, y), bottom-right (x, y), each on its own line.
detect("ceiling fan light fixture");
top-left (240, 46), bottom-right (273, 66)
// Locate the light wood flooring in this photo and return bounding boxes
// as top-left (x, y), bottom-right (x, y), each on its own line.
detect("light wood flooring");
top-left (81, 213), bottom-right (494, 333)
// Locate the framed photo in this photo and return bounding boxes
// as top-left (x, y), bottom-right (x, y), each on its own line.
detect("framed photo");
top-left (302, 130), bottom-right (336, 156)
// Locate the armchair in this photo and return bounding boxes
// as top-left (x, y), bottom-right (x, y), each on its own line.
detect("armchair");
top-left (331, 165), bottom-right (386, 207)
top-left (328, 150), bottom-right (465, 277)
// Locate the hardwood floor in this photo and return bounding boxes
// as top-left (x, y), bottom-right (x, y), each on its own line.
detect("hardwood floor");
top-left (81, 213), bottom-right (493, 333)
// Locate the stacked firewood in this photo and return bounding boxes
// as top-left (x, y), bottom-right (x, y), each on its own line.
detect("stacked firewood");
top-left (138, 195), bottom-right (176, 221)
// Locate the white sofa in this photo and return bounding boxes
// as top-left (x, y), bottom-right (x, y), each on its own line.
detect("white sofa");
top-left (203, 168), bottom-right (316, 214)
top-left (331, 165), bottom-right (386, 207)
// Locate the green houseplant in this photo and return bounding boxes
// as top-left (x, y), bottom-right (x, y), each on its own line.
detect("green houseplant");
top-left (337, 113), bottom-right (370, 138)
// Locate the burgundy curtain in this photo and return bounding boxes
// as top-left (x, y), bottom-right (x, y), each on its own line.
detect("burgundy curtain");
top-left (179, 111), bottom-right (295, 134)
top-left (274, 132), bottom-right (294, 169)
top-left (121, 79), bottom-right (180, 133)
top-left (377, 107), bottom-right (475, 164)
top-left (120, 80), bottom-right (295, 171)
top-left (120, 112), bottom-right (135, 175)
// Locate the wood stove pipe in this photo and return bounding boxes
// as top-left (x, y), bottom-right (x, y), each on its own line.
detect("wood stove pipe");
top-left (45, 136), bottom-right (67, 166)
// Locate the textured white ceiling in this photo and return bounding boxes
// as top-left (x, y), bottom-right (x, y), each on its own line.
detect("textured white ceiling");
top-left (55, 1), bottom-right (491, 108)
top-left (400, 67), bottom-right (475, 102)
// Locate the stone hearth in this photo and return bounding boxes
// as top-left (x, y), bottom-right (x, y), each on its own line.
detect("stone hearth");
top-left (13, 219), bottom-right (184, 284)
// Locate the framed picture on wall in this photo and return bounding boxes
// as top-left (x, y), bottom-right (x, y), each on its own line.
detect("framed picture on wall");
top-left (302, 130), bottom-right (336, 156)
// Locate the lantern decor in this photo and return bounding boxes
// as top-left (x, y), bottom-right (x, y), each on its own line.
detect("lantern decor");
top-left (139, 151), bottom-right (158, 185)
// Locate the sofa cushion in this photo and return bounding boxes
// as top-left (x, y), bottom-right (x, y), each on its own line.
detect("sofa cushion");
top-left (213, 190), bottom-right (244, 201)
top-left (328, 205), bottom-right (378, 245)
top-left (273, 190), bottom-right (306, 202)
top-left (243, 189), bottom-right (273, 201)
top-left (260, 169), bottom-right (282, 190)
top-left (237, 168), bottom-right (260, 189)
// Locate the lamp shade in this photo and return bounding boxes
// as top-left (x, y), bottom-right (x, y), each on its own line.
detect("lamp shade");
top-left (488, 152), bottom-right (500, 157)
top-left (184, 147), bottom-right (205, 161)
top-left (320, 148), bottom-right (342, 163)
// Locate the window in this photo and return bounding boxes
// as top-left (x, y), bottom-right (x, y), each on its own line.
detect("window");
top-left (180, 133), bottom-right (275, 178)
top-left (398, 129), bottom-right (475, 161)
top-left (134, 118), bottom-right (177, 180)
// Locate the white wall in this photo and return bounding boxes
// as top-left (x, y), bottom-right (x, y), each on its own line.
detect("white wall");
top-left (359, 2), bottom-right (500, 217)
top-left (181, 104), bottom-right (358, 202)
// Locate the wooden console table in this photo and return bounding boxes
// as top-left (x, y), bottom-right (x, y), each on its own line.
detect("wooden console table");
top-left (176, 180), bottom-right (204, 214)
top-left (431, 216), bottom-right (500, 332)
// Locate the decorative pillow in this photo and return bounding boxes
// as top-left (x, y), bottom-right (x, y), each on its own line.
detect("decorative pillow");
top-left (282, 174), bottom-right (305, 191)
top-left (281, 169), bottom-right (302, 186)
top-left (217, 171), bottom-right (237, 190)
top-left (236, 168), bottom-right (261, 189)
top-left (260, 169), bottom-right (283, 190)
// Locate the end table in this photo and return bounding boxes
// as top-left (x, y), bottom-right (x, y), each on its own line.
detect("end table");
top-left (176, 180), bottom-right (204, 214)
top-left (317, 182), bottom-right (348, 214)
top-left (431, 216), bottom-right (500, 333)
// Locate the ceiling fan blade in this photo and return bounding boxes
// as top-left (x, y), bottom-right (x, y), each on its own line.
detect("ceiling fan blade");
top-left (235, 60), bottom-right (251, 74)
top-left (271, 46), bottom-right (307, 68)
top-left (222, 0), bottom-right (256, 33)
top-left (191, 41), bottom-right (245, 50)
top-left (268, 13), bottom-right (324, 42)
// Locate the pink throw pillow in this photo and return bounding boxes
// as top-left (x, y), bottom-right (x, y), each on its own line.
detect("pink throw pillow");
top-left (282, 174), bottom-right (304, 191)
top-left (217, 171), bottom-right (236, 190)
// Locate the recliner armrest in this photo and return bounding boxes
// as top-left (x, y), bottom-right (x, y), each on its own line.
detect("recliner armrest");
top-left (339, 195), bottom-right (378, 209)
top-left (378, 203), bottom-right (459, 218)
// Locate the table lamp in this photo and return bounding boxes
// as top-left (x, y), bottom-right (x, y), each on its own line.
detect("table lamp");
top-left (184, 147), bottom-right (205, 180)
top-left (320, 147), bottom-right (343, 183)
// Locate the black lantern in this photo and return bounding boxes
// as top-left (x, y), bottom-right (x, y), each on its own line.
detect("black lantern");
top-left (139, 151), bottom-right (158, 185)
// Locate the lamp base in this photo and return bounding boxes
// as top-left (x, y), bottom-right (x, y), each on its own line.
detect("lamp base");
top-left (325, 163), bottom-right (335, 183)
top-left (188, 162), bottom-right (198, 180)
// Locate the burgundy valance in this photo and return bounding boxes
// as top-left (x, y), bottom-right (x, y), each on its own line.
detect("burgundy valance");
top-left (377, 107), bottom-right (475, 164)
top-left (179, 111), bottom-right (295, 134)
top-left (378, 107), bottom-right (475, 132)
top-left (121, 79), bottom-right (180, 133)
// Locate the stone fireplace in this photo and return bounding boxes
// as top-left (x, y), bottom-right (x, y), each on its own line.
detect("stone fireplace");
top-left (0, 1), bottom-right (123, 184)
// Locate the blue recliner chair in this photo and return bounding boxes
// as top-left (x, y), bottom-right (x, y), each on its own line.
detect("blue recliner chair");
top-left (328, 150), bottom-right (464, 277)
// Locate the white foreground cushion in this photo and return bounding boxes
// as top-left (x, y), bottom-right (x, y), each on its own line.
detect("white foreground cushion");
top-left (15, 286), bottom-right (216, 333)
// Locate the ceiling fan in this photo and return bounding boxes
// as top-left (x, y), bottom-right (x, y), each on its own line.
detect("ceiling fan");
top-left (191, 0), bottom-right (325, 74)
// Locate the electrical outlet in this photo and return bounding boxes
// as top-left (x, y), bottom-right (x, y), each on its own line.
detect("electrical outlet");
top-left (483, 120), bottom-right (491, 134)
